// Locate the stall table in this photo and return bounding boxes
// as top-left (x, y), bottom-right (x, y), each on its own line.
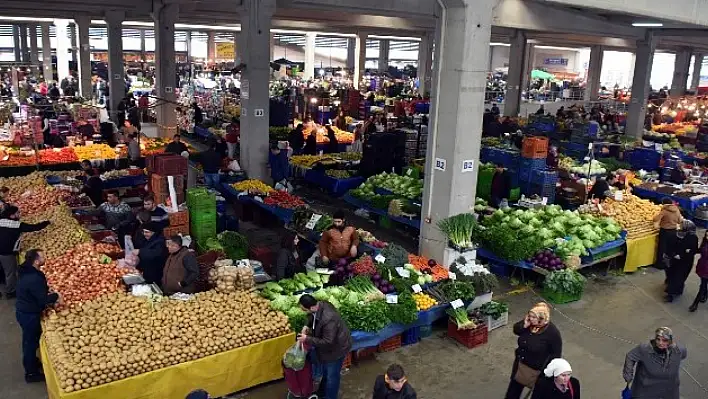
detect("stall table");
top-left (632, 186), bottom-right (708, 218)
top-left (303, 169), bottom-right (364, 196)
top-left (624, 233), bottom-right (659, 272)
top-left (342, 193), bottom-right (421, 229)
top-left (40, 333), bottom-right (294, 399)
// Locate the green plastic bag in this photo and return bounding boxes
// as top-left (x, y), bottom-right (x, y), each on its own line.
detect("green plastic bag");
top-left (283, 341), bottom-right (307, 371)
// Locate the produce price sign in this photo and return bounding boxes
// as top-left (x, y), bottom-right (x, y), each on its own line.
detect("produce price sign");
top-left (386, 294), bottom-right (398, 304)
top-left (411, 284), bottom-right (422, 293)
top-left (375, 254), bottom-right (386, 263)
top-left (396, 267), bottom-right (410, 278)
top-left (450, 299), bottom-right (464, 309)
top-left (305, 214), bottom-right (322, 230)
top-left (448, 272), bottom-right (457, 280)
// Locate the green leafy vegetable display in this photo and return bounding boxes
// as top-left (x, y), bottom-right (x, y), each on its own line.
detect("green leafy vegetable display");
top-left (346, 276), bottom-right (384, 302)
top-left (340, 300), bottom-right (390, 332)
top-left (437, 213), bottom-right (477, 249)
top-left (544, 269), bottom-right (586, 296)
top-left (479, 301), bottom-right (509, 320)
top-left (386, 292), bottom-right (418, 325)
top-left (381, 243), bottom-right (409, 269)
top-left (438, 281), bottom-right (476, 302)
top-left (446, 307), bottom-right (477, 330)
top-left (217, 231), bottom-right (248, 260)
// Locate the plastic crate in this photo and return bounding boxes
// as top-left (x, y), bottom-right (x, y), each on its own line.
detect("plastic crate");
top-left (163, 224), bottom-right (189, 237)
top-left (377, 334), bottom-right (402, 353)
top-left (249, 246), bottom-right (274, 273)
top-left (151, 173), bottom-right (185, 194)
top-left (149, 154), bottom-right (188, 176)
top-left (402, 327), bottom-right (421, 346)
top-left (487, 311), bottom-right (509, 331)
top-left (447, 320), bottom-right (488, 349)
top-left (518, 158), bottom-right (547, 182)
top-left (419, 324), bottom-right (433, 339)
top-left (522, 137), bottom-right (549, 159)
top-left (542, 288), bottom-right (582, 304)
top-left (168, 210), bottom-right (189, 226)
top-left (531, 169), bottom-right (559, 186)
top-left (341, 352), bottom-right (352, 370)
top-left (156, 191), bottom-right (185, 206)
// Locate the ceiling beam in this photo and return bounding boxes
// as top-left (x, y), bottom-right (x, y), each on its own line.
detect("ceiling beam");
top-left (654, 28), bottom-right (708, 37)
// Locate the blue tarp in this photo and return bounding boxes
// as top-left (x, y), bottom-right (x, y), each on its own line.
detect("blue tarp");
top-left (193, 125), bottom-right (213, 139)
top-left (102, 174), bottom-right (147, 189)
top-left (632, 186), bottom-right (708, 216)
top-left (221, 184), bottom-right (295, 223)
top-left (304, 170), bottom-right (365, 196)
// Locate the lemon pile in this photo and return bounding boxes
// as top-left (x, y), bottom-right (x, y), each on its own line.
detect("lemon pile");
top-left (413, 293), bottom-right (437, 311)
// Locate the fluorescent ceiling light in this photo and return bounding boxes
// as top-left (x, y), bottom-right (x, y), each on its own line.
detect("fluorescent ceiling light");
top-left (490, 42), bottom-right (511, 47)
top-left (369, 35), bottom-right (421, 42)
top-left (0, 17), bottom-right (54, 22)
top-left (632, 22), bottom-right (663, 27)
top-left (536, 45), bottom-right (585, 51)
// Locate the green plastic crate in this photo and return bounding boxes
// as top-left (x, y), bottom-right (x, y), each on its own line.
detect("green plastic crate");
top-left (590, 246), bottom-right (623, 261)
top-left (190, 210), bottom-right (217, 223)
top-left (542, 288), bottom-right (582, 304)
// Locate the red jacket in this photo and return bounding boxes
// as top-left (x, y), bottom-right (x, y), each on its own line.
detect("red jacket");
top-left (225, 124), bottom-right (240, 143)
top-left (696, 241), bottom-right (708, 278)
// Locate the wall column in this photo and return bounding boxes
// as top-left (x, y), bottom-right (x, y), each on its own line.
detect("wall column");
top-left (75, 17), bottom-right (93, 99)
top-left (419, 0), bottom-right (495, 260)
top-left (233, 32), bottom-right (240, 63)
top-left (29, 24), bottom-right (39, 67)
top-left (346, 37), bottom-right (356, 71)
top-left (304, 32), bottom-right (316, 80)
top-left (521, 43), bottom-right (535, 100)
top-left (504, 30), bottom-right (527, 117)
top-left (691, 53), bottom-right (703, 90)
top-left (19, 25), bottom-right (30, 63)
top-left (584, 45), bottom-right (604, 101)
top-left (105, 11), bottom-right (125, 121)
top-left (154, 2), bottom-right (179, 137)
top-left (671, 47), bottom-right (691, 96)
top-left (207, 31), bottom-right (215, 63)
top-left (54, 19), bottom-right (71, 83)
top-left (626, 32), bottom-right (657, 138)
top-left (13, 25), bottom-right (21, 62)
top-left (239, 0), bottom-right (275, 181)
top-left (354, 32), bottom-right (367, 90)
top-left (270, 32), bottom-right (275, 62)
top-left (378, 39), bottom-right (390, 74)
top-left (41, 23), bottom-right (53, 82)
top-left (417, 32), bottom-right (433, 96)
top-left (139, 29), bottom-right (146, 62)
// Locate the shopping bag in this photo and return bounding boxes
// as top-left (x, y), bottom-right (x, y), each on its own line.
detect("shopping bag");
top-left (621, 386), bottom-right (631, 399)
top-left (283, 341), bottom-right (307, 371)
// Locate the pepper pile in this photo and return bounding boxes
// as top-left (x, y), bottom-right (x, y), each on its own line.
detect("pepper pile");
top-left (263, 191), bottom-right (306, 209)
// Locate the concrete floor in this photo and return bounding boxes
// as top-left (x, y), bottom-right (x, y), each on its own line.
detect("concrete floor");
top-left (1, 267), bottom-right (707, 399)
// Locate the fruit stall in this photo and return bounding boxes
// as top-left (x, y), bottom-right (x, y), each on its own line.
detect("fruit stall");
top-left (289, 154), bottom-right (365, 196)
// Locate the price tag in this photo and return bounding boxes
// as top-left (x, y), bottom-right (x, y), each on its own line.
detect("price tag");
top-left (541, 197), bottom-right (548, 205)
top-left (395, 267), bottom-right (410, 278)
top-left (654, 143), bottom-right (663, 151)
top-left (411, 284), bottom-right (422, 293)
top-left (385, 294), bottom-right (398, 304)
top-left (448, 271), bottom-right (457, 280)
top-left (375, 254), bottom-right (386, 263)
top-left (406, 168), bottom-right (412, 176)
top-left (614, 191), bottom-right (624, 201)
top-left (304, 214), bottom-right (322, 230)
top-left (451, 299), bottom-right (464, 309)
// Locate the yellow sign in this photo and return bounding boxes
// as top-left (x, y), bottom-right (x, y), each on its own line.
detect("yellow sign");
top-left (216, 42), bottom-right (235, 60)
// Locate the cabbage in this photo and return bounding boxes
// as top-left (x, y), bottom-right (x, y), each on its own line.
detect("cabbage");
top-left (270, 294), bottom-right (294, 312)
top-left (312, 289), bottom-right (330, 301)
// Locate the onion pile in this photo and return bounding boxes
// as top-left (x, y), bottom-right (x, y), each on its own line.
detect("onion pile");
top-left (43, 291), bottom-right (291, 392)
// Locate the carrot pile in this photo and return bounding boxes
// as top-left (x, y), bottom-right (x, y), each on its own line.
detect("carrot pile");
top-left (407, 254), bottom-right (449, 282)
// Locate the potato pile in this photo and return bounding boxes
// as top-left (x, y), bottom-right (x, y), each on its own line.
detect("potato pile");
top-left (43, 291), bottom-right (291, 392)
top-left (208, 259), bottom-right (255, 293)
top-left (598, 195), bottom-right (661, 239)
top-left (22, 204), bottom-right (91, 259)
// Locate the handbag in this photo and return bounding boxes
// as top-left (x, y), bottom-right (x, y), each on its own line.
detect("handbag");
top-left (621, 384), bottom-right (631, 399)
top-left (514, 361), bottom-right (541, 388)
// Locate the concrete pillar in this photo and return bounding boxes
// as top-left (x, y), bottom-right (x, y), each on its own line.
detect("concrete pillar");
top-left (585, 45), bottom-right (604, 102)
top-left (207, 31), bottom-right (215, 63)
top-left (521, 43), bottom-right (535, 97)
top-left (185, 31), bottom-right (193, 79)
top-left (270, 32), bottom-right (275, 62)
top-left (626, 32), bottom-right (657, 138)
top-left (70, 23), bottom-right (78, 62)
top-left (419, 0), bottom-right (495, 260)
top-left (75, 16), bottom-right (92, 99)
top-left (29, 24), bottom-right (39, 67)
top-left (671, 47), bottom-right (691, 96)
top-left (154, 2), bottom-right (179, 137)
top-left (13, 25), bottom-right (21, 62)
top-left (304, 32), bottom-right (316, 80)
top-left (627, 53), bottom-right (636, 89)
top-left (105, 11), bottom-right (125, 121)
top-left (378, 39), bottom-right (390, 74)
top-left (54, 19), bottom-right (71, 83)
top-left (417, 32), bottom-right (433, 96)
top-left (19, 25), bottom-right (30, 63)
top-left (233, 32), bottom-right (240, 63)
top-left (504, 30), bottom-right (527, 117)
top-left (239, 0), bottom-right (275, 181)
top-left (346, 37), bottom-right (355, 71)
top-left (354, 32), bottom-right (367, 90)
top-left (691, 54), bottom-right (703, 90)
top-left (139, 29), bottom-right (146, 62)
top-left (41, 23), bottom-right (53, 82)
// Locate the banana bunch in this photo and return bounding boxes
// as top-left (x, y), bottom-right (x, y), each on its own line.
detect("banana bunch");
top-left (232, 179), bottom-right (274, 194)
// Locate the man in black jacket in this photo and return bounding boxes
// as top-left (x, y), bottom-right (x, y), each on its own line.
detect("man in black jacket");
top-left (191, 140), bottom-right (222, 189)
top-left (143, 193), bottom-right (170, 231)
top-left (15, 249), bottom-right (60, 382)
top-left (0, 206), bottom-right (51, 299)
top-left (373, 364), bottom-right (417, 399)
top-left (165, 134), bottom-right (189, 155)
top-left (490, 163), bottom-right (512, 207)
top-left (298, 294), bottom-right (352, 399)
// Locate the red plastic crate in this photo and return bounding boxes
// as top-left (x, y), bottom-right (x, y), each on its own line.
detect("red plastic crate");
top-left (156, 191), bottom-right (185, 206)
top-left (522, 136), bottom-right (549, 159)
top-left (151, 173), bottom-right (185, 194)
top-left (249, 246), bottom-right (274, 275)
top-left (148, 154), bottom-right (188, 176)
top-left (163, 224), bottom-right (189, 237)
top-left (377, 334), bottom-right (402, 353)
top-left (354, 346), bottom-right (377, 362)
top-left (168, 210), bottom-right (189, 227)
top-left (341, 352), bottom-right (352, 370)
top-left (447, 320), bottom-right (488, 349)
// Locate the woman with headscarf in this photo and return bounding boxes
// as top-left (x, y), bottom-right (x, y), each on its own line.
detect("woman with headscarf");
top-left (531, 358), bottom-right (580, 399)
top-left (131, 222), bottom-right (168, 286)
top-left (505, 302), bottom-right (563, 399)
top-left (689, 231), bottom-right (708, 312)
top-left (325, 125), bottom-right (339, 154)
top-left (665, 220), bottom-right (698, 302)
top-left (623, 327), bottom-right (687, 399)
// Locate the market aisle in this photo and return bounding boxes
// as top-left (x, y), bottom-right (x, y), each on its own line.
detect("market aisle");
top-left (2, 267), bottom-right (706, 399)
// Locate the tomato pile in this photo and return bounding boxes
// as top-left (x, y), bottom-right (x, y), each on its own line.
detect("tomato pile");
top-left (263, 191), bottom-right (306, 209)
top-left (38, 148), bottom-right (78, 165)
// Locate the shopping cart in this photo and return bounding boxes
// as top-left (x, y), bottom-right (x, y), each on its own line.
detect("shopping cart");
top-left (282, 359), bottom-right (318, 399)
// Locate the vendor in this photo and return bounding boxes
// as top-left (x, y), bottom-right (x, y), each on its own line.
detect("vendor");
top-left (490, 163), bottom-right (512, 207)
top-left (76, 118), bottom-right (95, 139)
top-left (319, 211), bottom-right (358, 266)
top-left (288, 124), bottom-right (305, 155)
top-left (143, 193), bottom-right (170, 230)
top-left (81, 168), bottom-right (104, 208)
top-left (653, 197), bottom-right (683, 271)
top-left (268, 144), bottom-right (289, 187)
top-left (91, 191), bottom-right (134, 248)
top-left (588, 173), bottom-right (618, 201)
top-left (132, 222), bottom-right (168, 286)
top-left (276, 232), bottom-right (301, 280)
top-left (162, 235), bottom-right (199, 295)
top-left (165, 134), bottom-right (189, 155)
top-left (303, 129), bottom-right (318, 155)
top-left (192, 102), bottom-right (204, 126)
top-left (373, 364), bottom-right (417, 399)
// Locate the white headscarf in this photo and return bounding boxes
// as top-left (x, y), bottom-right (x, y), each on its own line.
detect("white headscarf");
top-left (544, 358), bottom-right (572, 377)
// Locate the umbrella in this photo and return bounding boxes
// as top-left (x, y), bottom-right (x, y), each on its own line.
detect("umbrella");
top-left (531, 69), bottom-right (555, 80)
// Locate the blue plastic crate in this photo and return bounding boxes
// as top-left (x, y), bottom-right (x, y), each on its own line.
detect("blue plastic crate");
top-left (531, 169), bottom-right (558, 186)
top-left (402, 327), bottom-right (421, 346)
top-left (419, 324), bottom-right (433, 339)
top-left (489, 262), bottom-right (510, 277)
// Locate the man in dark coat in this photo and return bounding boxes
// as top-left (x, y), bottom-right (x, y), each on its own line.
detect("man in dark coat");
top-left (162, 235), bottom-right (199, 295)
top-left (15, 249), bottom-right (60, 382)
top-left (490, 163), bottom-right (512, 207)
top-left (132, 222), bottom-right (168, 285)
top-left (288, 124), bottom-right (305, 155)
top-left (165, 134), bottom-right (189, 155)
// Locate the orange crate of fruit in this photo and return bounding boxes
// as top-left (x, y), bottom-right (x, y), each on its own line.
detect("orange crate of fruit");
top-left (522, 136), bottom-right (549, 159)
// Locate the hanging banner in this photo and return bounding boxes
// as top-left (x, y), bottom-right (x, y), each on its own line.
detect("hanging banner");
top-left (216, 43), bottom-right (235, 60)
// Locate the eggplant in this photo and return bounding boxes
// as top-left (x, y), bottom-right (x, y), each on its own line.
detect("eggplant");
top-left (428, 259), bottom-right (437, 267)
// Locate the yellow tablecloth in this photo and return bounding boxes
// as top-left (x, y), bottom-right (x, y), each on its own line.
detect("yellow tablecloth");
top-left (41, 332), bottom-right (294, 399)
top-left (624, 234), bottom-right (659, 272)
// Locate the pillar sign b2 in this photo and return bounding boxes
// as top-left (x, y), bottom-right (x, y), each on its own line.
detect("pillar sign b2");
top-left (461, 159), bottom-right (474, 173)
top-left (434, 157), bottom-right (446, 171)
top-left (254, 109), bottom-right (264, 117)
top-left (164, 87), bottom-right (173, 93)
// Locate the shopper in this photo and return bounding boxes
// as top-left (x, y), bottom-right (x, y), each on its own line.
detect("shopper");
top-left (165, 134), bottom-right (189, 155)
top-left (126, 133), bottom-right (141, 166)
top-left (304, 129), bottom-right (318, 155)
top-left (325, 125), bottom-right (339, 154)
top-left (373, 363), bottom-right (417, 399)
top-left (143, 193), bottom-right (170, 230)
top-left (268, 144), bottom-right (289, 187)
top-left (191, 139), bottom-right (223, 189)
top-left (653, 198), bottom-right (683, 270)
top-left (81, 168), bottom-right (104, 208)
top-left (689, 232), bottom-right (708, 312)
top-left (298, 293), bottom-right (352, 399)
top-left (132, 222), bottom-right (168, 285)
top-left (288, 124), bottom-right (305, 155)
top-left (504, 302), bottom-right (563, 399)
top-left (0, 206), bottom-right (51, 299)
top-left (76, 118), bottom-right (95, 139)
top-left (276, 231), bottom-right (301, 280)
top-left (192, 102), bottom-right (204, 126)
top-left (225, 118), bottom-right (240, 159)
top-left (531, 358), bottom-right (580, 399)
top-left (162, 235), bottom-right (199, 295)
top-left (0, 186), bottom-right (10, 213)
top-left (333, 109), bottom-right (348, 131)
top-left (15, 249), bottom-right (60, 382)
top-left (490, 163), bottom-right (512, 208)
top-left (587, 173), bottom-right (617, 201)
top-left (623, 327), bottom-right (686, 399)
top-left (318, 211), bottom-right (359, 266)
top-left (133, 211), bottom-right (152, 249)
top-left (121, 119), bottom-right (139, 143)
top-left (91, 191), bottom-right (134, 248)
top-left (665, 220), bottom-right (698, 302)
